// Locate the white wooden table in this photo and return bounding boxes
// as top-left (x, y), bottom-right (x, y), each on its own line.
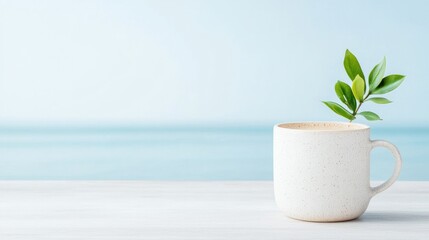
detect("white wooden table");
top-left (0, 181), bottom-right (428, 239)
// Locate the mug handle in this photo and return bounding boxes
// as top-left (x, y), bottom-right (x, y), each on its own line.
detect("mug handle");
top-left (370, 140), bottom-right (402, 197)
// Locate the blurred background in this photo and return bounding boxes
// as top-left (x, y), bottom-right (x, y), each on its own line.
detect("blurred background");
top-left (0, 0), bottom-right (427, 180)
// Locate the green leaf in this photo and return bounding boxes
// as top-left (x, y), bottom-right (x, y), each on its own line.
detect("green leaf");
top-left (369, 57), bottom-right (386, 92)
top-left (372, 74), bottom-right (405, 94)
top-left (335, 81), bottom-right (356, 111)
top-left (322, 101), bottom-right (355, 121)
top-left (366, 97), bottom-right (392, 104)
top-left (358, 111), bottom-right (382, 121)
top-left (344, 49), bottom-right (365, 81)
top-left (351, 75), bottom-right (365, 102)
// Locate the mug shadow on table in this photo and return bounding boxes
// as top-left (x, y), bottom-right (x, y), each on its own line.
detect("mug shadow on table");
top-left (356, 211), bottom-right (429, 223)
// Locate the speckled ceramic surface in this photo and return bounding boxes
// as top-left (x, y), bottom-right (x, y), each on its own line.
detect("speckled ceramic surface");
top-left (273, 122), bottom-right (402, 222)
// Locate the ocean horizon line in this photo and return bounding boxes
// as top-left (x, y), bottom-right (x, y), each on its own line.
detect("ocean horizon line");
top-left (0, 123), bottom-right (429, 134)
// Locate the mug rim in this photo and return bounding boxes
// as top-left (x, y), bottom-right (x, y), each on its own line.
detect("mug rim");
top-left (274, 121), bottom-right (369, 132)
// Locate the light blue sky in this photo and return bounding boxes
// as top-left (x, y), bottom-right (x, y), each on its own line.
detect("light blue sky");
top-left (0, 0), bottom-right (427, 125)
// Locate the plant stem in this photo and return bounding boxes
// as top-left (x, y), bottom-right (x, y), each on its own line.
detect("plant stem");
top-left (349, 94), bottom-right (370, 122)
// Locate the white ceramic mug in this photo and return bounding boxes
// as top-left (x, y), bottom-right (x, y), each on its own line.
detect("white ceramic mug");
top-left (273, 122), bottom-right (402, 222)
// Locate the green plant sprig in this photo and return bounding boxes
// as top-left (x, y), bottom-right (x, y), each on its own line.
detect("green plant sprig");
top-left (323, 49), bottom-right (405, 122)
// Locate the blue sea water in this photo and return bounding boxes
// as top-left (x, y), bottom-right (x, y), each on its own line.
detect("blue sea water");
top-left (0, 125), bottom-right (427, 180)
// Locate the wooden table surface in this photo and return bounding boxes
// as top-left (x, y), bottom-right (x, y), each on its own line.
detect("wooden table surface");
top-left (0, 181), bottom-right (428, 239)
